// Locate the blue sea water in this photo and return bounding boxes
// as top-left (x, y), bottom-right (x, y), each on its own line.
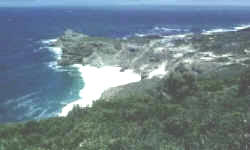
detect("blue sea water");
top-left (1, 6), bottom-right (250, 123)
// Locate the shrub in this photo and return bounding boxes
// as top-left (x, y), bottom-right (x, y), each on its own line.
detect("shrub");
top-left (165, 70), bottom-right (197, 99)
top-left (238, 69), bottom-right (250, 96)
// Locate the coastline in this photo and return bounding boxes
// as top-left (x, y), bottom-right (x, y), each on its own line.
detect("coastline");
top-left (2, 7), bottom-right (250, 149)
top-left (42, 39), bottom-right (63, 60)
top-left (202, 24), bottom-right (250, 35)
top-left (45, 39), bottom-right (141, 117)
top-left (59, 65), bottom-right (141, 116)
top-left (49, 24), bottom-right (250, 117)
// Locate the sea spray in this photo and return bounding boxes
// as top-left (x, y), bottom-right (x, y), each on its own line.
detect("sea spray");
top-left (42, 39), bottom-right (63, 60)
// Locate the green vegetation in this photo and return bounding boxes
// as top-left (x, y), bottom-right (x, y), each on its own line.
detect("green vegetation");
top-left (0, 69), bottom-right (250, 150)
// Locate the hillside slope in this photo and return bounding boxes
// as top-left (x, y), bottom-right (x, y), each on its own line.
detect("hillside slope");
top-left (0, 29), bottom-right (250, 150)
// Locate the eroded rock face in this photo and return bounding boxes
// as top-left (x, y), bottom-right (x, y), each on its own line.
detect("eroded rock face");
top-left (54, 28), bottom-right (250, 107)
top-left (56, 28), bottom-right (250, 79)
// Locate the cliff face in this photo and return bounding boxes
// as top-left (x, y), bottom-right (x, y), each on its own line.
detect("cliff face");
top-left (1, 29), bottom-right (250, 150)
top-left (55, 28), bottom-right (250, 101)
top-left (56, 29), bottom-right (250, 79)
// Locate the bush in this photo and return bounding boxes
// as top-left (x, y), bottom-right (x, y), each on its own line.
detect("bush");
top-left (238, 69), bottom-right (250, 96)
top-left (165, 70), bottom-right (197, 99)
top-left (0, 69), bottom-right (249, 150)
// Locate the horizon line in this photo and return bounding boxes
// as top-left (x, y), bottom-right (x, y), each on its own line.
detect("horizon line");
top-left (1, 4), bottom-right (250, 8)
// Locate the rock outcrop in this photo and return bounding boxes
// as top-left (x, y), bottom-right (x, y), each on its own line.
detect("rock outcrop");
top-left (1, 28), bottom-right (250, 150)
top-left (56, 28), bottom-right (250, 81)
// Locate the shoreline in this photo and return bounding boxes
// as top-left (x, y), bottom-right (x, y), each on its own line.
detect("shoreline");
top-left (59, 64), bottom-right (141, 117)
top-left (42, 39), bottom-right (63, 60)
top-left (47, 23), bottom-right (250, 117)
top-left (202, 24), bottom-right (250, 35)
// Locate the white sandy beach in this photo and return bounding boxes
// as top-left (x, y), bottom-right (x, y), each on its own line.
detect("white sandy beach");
top-left (55, 23), bottom-right (250, 117)
top-left (59, 65), bottom-right (141, 116)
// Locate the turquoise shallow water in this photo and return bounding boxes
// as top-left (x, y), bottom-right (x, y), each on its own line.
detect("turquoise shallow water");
top-left (1, 6), bottom-right (250, 123)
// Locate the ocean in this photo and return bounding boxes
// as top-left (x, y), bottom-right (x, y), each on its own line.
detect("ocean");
top-left (1, 6), bottom-right (250, 123)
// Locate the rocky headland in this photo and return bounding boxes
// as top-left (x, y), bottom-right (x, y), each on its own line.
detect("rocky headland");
top-left (55, 28), bottom-right (250, 99)
top-left (1, 28), bottom-right (250, 150)
top-left (57, 29), bottom-right (250, 76)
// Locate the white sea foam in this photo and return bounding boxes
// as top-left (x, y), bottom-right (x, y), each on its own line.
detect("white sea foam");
top-left (183, 58), bottom-right (194, 64)
top-left (35, 109), bottom-right (49, 119)
top-left (153, 26), bottom-right (181, 32)
top-left (41, 38), bottom-right (62, 60)
top-left (244, 49), bottom-right (250, 54)
top-left (202, 24), bottom-right (250, 35)
top-left (173, 53), bottom-right (184, 58)
top-left (59, 65), bottom-right (141, 117)
top-left (41, 38), bottom-right (63, 70)
top-left (4, 92), bottom-right (40, 105)
top-left (135, 26), bottom-right (187, 38)
top-left (234, 24), bottom-right (250, 31)
top-left (46, 61), bottom-right (65, 71)
top-left (154, 47), bottom-right (165, 53)
top-left (135, 33), bottom-right (146, 37)
top-left (162, 33), bottom-right (191, 40)
top-left (41, 39), bottom-right (58, 44)
top-left (202, 28), bottom-right (235, 35)
top-left (48, 47), bottom-right (62, 60)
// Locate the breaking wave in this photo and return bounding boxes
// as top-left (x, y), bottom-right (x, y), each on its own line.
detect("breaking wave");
top-left (202, 24), bottom-right (250, 35)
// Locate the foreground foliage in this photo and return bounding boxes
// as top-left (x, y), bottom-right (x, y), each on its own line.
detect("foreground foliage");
top-left (0, 69), bottom-right (250, 150)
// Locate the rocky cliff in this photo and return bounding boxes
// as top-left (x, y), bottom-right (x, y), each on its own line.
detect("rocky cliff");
top-left (1, 28), bottom-right (250, 150)
top-left (56, 29), bottom-right (250, 77)
top-left (54, 28), bottom-right (250, 101)
top-left (56, 29), bottom-right (250, 79)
